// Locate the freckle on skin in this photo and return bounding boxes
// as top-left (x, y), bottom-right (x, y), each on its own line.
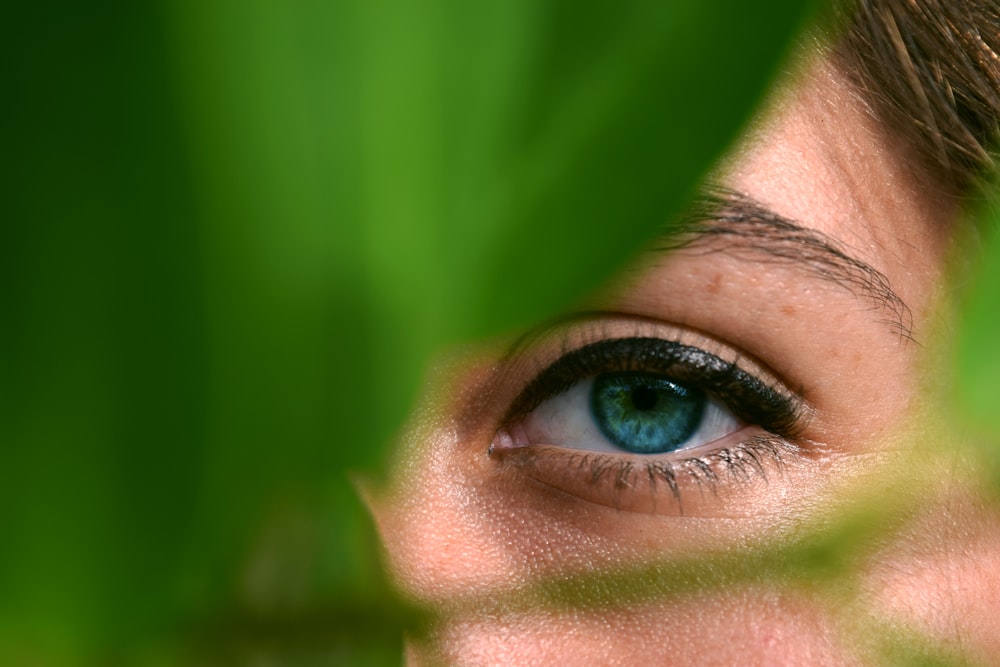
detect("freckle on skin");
top-left (780, 305), bottom-right (796, 316)
top-left (707, 273), bottom-right (722, 294)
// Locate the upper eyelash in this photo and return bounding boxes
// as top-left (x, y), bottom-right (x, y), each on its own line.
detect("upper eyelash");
top-left (502, 336), bottom-right (805, 438)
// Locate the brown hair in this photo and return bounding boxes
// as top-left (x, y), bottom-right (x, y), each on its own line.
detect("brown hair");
top-left (836, 0), bottom-right (1000, 194)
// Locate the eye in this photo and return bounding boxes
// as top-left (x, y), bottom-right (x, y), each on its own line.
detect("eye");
top-left (490, 335), bottom-right (808, 513)
top-left (518, 372), bottom-right (742, 455)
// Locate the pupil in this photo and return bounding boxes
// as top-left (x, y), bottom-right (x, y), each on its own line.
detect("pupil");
top-left (631, 385), bottom-right (657, 411)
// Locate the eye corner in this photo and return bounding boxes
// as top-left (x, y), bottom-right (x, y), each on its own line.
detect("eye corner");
top-left (488, 420), bottom-right (530, 456)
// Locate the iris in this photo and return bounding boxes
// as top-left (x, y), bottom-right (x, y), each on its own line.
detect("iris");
top-left (590, 372), bottom-right (705, 454)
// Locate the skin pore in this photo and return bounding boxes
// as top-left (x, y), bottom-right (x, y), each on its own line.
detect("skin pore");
top-left (366, 50), bottom-right (1000, 666)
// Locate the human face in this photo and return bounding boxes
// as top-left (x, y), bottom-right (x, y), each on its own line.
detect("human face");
top-left (366, 56), bottom-right (1000, 665)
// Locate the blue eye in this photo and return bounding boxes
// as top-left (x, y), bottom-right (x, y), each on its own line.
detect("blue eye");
top-left (590, 373), bottom-right (705, 454)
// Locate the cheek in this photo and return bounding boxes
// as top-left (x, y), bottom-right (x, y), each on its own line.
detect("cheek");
top-left (410, 587), bottom-right (860, 667)
top-left (863, 487), bottom-right (1000, 664)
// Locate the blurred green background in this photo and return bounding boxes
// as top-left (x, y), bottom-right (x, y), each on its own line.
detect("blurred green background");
top-left (4, 0), bottom-right (999, 664)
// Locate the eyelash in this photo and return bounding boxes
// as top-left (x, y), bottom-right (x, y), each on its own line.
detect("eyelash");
top-left (489, 335), bottom-right (808, 512)
top-left (496, 435), bottom-right (799, 511)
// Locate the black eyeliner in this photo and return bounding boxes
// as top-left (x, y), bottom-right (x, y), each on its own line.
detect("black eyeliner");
top-left (503, 337), bottom-right (803, 438)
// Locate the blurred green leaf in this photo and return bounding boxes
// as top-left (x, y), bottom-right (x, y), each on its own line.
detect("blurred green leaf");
top-left (348, 0), bottom-right (828, 346)
top-left (4, 0), bottom-right (821, 662)
top-left (956, 196), bottom-right (1000, 486)
top-left (957, 201), bottom-right (1000, 425)
top-left (164, 0), bottom-right (822, 468)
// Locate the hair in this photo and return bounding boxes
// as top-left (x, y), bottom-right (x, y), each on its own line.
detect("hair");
top-left (835, 0), bottom-right (1000, 194)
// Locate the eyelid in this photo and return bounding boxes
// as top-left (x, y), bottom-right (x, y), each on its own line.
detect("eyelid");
top-left (493, 434), bottom-right (803, 516)
top-left (498, 315), bottom-right (802, 400)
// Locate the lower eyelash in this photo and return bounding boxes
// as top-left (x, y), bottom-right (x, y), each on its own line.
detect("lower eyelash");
top-left (494, 434), bottom-right (799, 514)
top-left (701, 434), bottom-right (798, 484)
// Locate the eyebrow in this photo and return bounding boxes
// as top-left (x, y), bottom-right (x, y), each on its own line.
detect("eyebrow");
top-left (658, 185), bottom-right (914, 341)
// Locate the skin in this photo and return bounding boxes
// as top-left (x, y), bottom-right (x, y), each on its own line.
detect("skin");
top-left (365, 55), bottom-right (1000, 665)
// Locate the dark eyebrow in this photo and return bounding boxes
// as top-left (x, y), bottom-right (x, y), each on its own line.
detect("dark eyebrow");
top-left (658, 185), bottom-right (914, 341)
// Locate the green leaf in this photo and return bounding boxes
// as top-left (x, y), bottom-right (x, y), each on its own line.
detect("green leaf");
top-left (956, 198), bottom-right (1000, 477)
top-left (347, 0), bottom-right (826, 342)
top-left (3, 0), bottom-right (823, 661)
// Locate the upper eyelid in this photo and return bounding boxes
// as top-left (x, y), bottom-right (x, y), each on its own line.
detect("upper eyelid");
top-left (500, 311), bottom-right (738, 375)
top-left (497, 309), bottom-right (628, 367)
top-left (498, 314), bottom-right (805, 402)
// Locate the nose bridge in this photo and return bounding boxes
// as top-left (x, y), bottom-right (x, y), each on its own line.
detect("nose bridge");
top-left (362, 359), bottom-right (523, 605)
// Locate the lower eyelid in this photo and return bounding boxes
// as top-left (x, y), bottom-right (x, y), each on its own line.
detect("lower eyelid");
top-left (490, 431), bottom-right (802, 516)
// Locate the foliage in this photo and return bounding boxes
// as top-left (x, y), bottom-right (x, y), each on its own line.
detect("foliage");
top-left (957, 196), bottom-right (1000, 483)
